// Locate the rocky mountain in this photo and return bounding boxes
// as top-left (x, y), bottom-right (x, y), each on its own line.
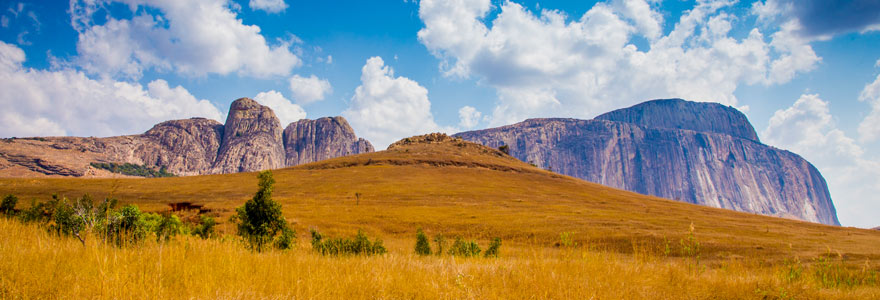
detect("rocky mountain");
top-left (283, 117), bottom-right (374, 166)
top-left (0, 98), bottom-right (373, 177)
top-left (455, 99), bottom-right (839, 225)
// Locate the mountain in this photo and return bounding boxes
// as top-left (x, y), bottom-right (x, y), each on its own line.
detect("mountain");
top-left (0, 98), bottom-right (373, 177)
top-left (455, 99), bottom-right (839, 225)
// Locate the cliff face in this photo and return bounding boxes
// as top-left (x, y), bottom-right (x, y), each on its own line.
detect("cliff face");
top-left (0, 98), bottom-right (373, 177)
top-left (455, 100), bottom-right (839, 225)
top-left (213, 98), bottom-right (286, 173)
top-left (595, 99), bottom-right (760, 141)
top-left (282, 117), bottom-right (374, 166)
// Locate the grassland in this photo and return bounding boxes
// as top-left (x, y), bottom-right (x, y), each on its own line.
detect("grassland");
top-left (1, 136), bottom-right (879, 298)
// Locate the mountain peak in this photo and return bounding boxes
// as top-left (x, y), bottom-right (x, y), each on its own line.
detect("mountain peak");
top-left (595, 98), bottom-right (759, 142)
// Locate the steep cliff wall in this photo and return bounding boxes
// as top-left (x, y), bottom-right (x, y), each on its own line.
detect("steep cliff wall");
top-left (283, 116), bottom-right (374, 166)
top-left (456, 101), bottom-right (839, 225)
top-left (213, 98), bottom-right (286, 173)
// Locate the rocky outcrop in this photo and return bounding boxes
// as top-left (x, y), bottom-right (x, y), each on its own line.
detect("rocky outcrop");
top-left (0, 98), bottom-right (374, 177)
top-left (455, 99), bottom-right (839, 225)
top-left (213, 98), bottom-right (286, 173)
top-left (595, 99), bottom-right (760, 141)
top-left (283, 117), bottom-right (374, 166)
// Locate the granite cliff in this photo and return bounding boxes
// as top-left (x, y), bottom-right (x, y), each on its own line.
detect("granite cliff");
top-left (0, 98), bottom-right (373, 177)
top-left (455, 99), bottom-right (839, 225)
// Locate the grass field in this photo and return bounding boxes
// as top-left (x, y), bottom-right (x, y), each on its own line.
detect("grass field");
top-left (1, 135), bottom-right (879, 298)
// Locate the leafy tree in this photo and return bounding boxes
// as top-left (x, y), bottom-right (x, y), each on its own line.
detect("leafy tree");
top-left (233, 171), bottom-right (290, 251)
top-left (145, 213), bottom-right (183, 243)
top-left (414, 228), bottom-right (432, 256)
top-left (274, 227), bottom-right (296, 250)
top-left (1, 194), bottom-right (17, 216)
top-left (433, 233), bottom-right (445, 256)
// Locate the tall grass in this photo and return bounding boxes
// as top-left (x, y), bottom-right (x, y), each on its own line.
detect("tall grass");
top-left (1, 218), bottom-right (878, 299)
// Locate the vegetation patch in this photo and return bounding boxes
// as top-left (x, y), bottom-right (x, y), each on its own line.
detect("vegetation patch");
top-left (310, 229), bottom-right (387, 256)
top-left (90, 162), bottom-right (175, 178)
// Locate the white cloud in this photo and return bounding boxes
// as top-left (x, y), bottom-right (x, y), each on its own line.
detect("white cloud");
top-left (417, 0), bottom-right (819, 126)
top-left (253, 90), bottom-right (306, 126)
top-left (343, 56), bottom-right (443, 150)
top-left (249, 0), bottom-right (288, 13)
top-left (762, 94), bottom-right (880, 228)
top-left (288, 74), bottom-right (332, 104)
top-left (858, 73), bottom-right (880, 142)
top-left (0, 41), bottom-right (222, 138)
top-left (70, 0), bottom-right (301, 78)
top-left (458, 106), bottom-right (482, 129)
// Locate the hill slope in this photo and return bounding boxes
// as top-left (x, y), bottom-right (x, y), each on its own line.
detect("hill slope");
top-left (0, 134), bottom-right (875, 261)
top-left (456, 99), bottom-right (838, 225)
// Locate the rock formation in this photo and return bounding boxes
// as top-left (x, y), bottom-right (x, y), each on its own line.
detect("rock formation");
top-left (213, 98), bottom-right (286, 173)
top-left (283, 116), bottom-right (374, 166)
top-left (455, 99), bottom-right (839, 225)
top-left (0, 98), bottom-right (374, 177)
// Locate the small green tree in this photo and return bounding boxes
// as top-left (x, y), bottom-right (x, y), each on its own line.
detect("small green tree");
top-left (274, 226), bottom-right (296, 250)
top-left (233, 171), bottom-right (290, 251)
top-left (192, 215), bottom-right (217, 239)
top-left (1, 194), bottom-right (17, 216)
top-left (484, 237), bottom-right (502, 258)
top-left (414, 228), bottom-right (432, 256)
top-left (433, 233), bottom-right (445, 256)
top-left (449, 237), bottom-right (481, 257)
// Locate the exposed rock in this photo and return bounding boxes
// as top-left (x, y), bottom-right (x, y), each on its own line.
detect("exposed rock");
top-left (213, 98), bottom-right (285, 173)
top-left (596, 99), bottom-right (760, 141)
top-left (283, 116), bottom-right (374, 166)
top-left (456, 100), bottom-right (839, 225)
top-left (0, 98), bottom-right (374, 177)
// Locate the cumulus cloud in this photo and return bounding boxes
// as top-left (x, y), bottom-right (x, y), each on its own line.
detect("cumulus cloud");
top-left (0, 41), bottom-right (222, 138)
top-left (458, 106), bottom-right (482, 129)
top-left (249, 0), bottom-right (288, 13)
top-left (858, 73), bottom-right (880, 142)
top-left (343, 56), bottom-right (443, 150)
top-left (288, 74), bottom-right (332, 104)
top-left (253, 90), bottom-right (306, 126)
top-left (753, 0), bottom-right (880, 38)
top-left (70, 0), bottom-right (301, 79)
top-left (417, 0), bottom-right (819, 126)
top-left (762, 94), bottom-right (880, 228)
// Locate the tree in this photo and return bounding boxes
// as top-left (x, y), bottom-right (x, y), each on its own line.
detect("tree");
top-left (1, 194), bottom-right (17, 216)
top-left (484, 237), bottom-right (502, 258)
top-left (233, 171), bottom-right (291, 251)
top-left (414, 228), bottom-right (432, 256)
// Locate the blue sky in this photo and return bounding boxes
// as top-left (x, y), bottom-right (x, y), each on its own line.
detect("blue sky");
top-left (0, 0), bottom-right (879, 228)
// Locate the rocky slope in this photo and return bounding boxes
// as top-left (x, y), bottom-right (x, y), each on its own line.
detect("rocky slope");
top-left (455, 99), bottom-right (839, 225)
top-left (0, 98), bottom-right (373, 177)
top-left (283, 117), bottom-right (374, 166)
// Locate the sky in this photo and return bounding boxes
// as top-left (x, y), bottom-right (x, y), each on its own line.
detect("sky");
top-left (0, 0), bottom-right (878, 227)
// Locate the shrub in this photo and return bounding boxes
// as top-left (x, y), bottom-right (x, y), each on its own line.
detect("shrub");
top-left (414, 228), bottom-right (432, 256)
top-left (449, 237), bottom-right (481, 257)
top-left (484, 237), bottom-right (502, 258)
top-left (274, 227), bottom-right (296, 250)
top-left (498, 145), bottom-right (510, 155)
top-left (145, 213), bottom-right (183, 243)
top-left (433, 233), bottom-right (445, 256)
top-left (192, 215), bottom-right (217, 239)
top-left (1, 194), bottom-right (17, 216)
top-left (90, 162), bottom-right (175, 178)
top-left (18, 199), bottom-right (46, 223)
top-left (233, 171), bottom-right (290, 251)
top-left (311, 229), bottom-right (387, 256)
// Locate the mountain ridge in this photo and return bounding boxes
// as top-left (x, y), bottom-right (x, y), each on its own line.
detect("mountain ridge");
top-left (455, 99), bottom-right (839, 225)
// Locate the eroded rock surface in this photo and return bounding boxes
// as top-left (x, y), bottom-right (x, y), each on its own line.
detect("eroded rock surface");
top-left (283, 116), bottom-right (374, 166)
top-left (456, 99), bottom-right (839, 225)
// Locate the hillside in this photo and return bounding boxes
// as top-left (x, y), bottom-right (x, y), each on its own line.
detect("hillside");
top-left (456, 99), bottom-right (839, 225)
top-left (1, 133), bottom-right (876, 261)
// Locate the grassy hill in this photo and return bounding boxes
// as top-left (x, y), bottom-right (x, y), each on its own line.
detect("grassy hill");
top-left (1, 133), bottom-right (879, 298)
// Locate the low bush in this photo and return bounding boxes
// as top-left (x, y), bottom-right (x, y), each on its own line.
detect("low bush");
top-left (484, 238), bottom-right (502, 258)
top-left (448, 237), bottom-right (481, 257)
top-left (414, 228), bottom-right (432, 256)
top-left (191, 215), bottom-right (217, 239)
top-left (1, 194), bottom-right (17, 216)
top-left (311, 229), bottom-right (387, 256)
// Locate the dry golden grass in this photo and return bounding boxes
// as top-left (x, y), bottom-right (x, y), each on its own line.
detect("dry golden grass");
top-left (1, 136), bottom-right (879, 298)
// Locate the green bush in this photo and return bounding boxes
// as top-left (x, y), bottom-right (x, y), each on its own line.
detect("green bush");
top-left (484, 237), bottom-right (502, 258)
top-left (414, 228), bottom-right (432, 256)
top-left (311, 229), bottom-right (387, 256)
top-left (433, 233), bottom-right (445, 256)
top-left (191, 215), bottom-right (217, 239)
top-left (449, 237), bottom-right (481, 257)
top-left (274, 227), bottom-right (297, 250)
top-left (232, 171), bottom-right (290, 251)
top-left (1, 194), bottom-right (17, 216)
top-left (144, 213), bottom-right (183, 243)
